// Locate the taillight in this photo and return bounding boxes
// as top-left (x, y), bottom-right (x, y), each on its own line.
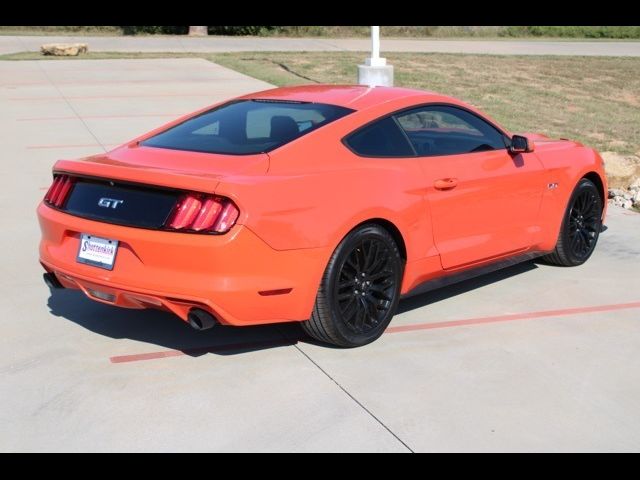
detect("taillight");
top-left (190, 197), bottom-right (222, 231)
top-left (44, 174), bottom-right (74, 208)
top-left (168, 195), bottom-right (202, 230)
top-left (166, 193), bottom-right (239, 234)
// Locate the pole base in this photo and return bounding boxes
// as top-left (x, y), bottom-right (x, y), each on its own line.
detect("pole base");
top-left (357, 64), bottom-right (394, 87)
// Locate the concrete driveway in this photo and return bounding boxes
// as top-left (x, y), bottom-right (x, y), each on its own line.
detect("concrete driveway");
top-left (1, 58), bottom-right (639, 452)
top-left (2, 35), bottom-right (640, 56)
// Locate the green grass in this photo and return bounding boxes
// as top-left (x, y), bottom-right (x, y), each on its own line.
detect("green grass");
top-left (1, 50), bottom-right (639, 158)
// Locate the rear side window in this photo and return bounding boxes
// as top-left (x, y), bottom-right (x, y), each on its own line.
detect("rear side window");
top-left (395, 105), bottom-right (508, 156)
top-left (142, 100), bottom-right (353, 155)
top-left (344, 116), bottom-right (415, 157)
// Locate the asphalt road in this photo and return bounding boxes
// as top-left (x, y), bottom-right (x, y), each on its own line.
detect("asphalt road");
top-left (1, 58), bottom-right (640, 452)
top-left (1, 35), bottom-right (640, 56)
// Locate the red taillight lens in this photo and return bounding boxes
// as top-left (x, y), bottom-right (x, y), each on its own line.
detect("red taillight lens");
top-left (44, 175), bottom-right (74, 207)
top-left (54, 176), bottom-right (73, 205)
top-left (168, 194), bottom-right (202, 230)
top-left (190, 197), bottom-right (223, 232)
top-left (166, 194), bottom-right (239, 234)
top-left (213, 201), bottom-right (240, 233)
top-left (44, 176), bottom-right (63, 203)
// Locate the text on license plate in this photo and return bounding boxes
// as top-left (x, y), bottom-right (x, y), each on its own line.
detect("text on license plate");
top-left (77, 234), bottom-right (119, 270)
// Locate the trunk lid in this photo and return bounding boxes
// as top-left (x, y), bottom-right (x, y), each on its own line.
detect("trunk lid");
top-left (53, 144), bottom-right (270, 193)
top-left (48, 145), bottom-right (268, 230)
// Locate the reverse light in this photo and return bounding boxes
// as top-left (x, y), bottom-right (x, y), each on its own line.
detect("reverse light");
top-left (44, 175), bottom-right (74, 208)
top-left (166, 194), bottom-right (239, 234)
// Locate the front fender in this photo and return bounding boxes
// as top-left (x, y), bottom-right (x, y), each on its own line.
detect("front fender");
top-left (533, 144), bottom-right (607, 251)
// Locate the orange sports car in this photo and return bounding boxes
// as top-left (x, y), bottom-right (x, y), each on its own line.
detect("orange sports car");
top-left (38, 85), bottom-right (607, 347)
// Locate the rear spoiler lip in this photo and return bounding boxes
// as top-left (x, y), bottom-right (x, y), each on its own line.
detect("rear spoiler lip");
top-left (52, 159), bottom-right (221, 195)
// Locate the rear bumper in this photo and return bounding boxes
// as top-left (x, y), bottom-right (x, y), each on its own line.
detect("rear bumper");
top-left (37, 202), bottom-right (329, 326)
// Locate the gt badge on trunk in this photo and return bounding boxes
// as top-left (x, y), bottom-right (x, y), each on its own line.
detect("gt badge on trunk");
top-left (98, 197), bottom-right (125, 209)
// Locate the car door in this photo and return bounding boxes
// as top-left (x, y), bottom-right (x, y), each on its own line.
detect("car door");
top-left (395, 105), bottom-right (546, 270)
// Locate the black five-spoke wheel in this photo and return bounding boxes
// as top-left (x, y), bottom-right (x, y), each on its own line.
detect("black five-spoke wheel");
top-left (302, 224), bottom-right (403, 347)
top-left (544, 178), bottom-right (603, 266)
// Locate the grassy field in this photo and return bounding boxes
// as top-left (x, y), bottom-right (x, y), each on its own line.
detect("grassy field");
top-left (267, 26), bottom-right (640, 39)
top-left (0, 26), bottom-right (123, 36)
top-left (1, 50), bottom-right (639, 159)
top-left (2, 26), bottom-right (640, 38)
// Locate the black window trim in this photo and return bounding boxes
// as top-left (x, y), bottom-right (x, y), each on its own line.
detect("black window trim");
top-left (391, 115), bottom-right (418, 157)
top-left (141, 98), bottom-right (355, 157)
top-left (342, 102), bottom-right (511, 159)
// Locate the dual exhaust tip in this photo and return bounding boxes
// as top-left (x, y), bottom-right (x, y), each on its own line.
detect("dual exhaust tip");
top-left (44, 272), bottom-right (217, 331)
top-left (187, 308), bottom-right (218, 331)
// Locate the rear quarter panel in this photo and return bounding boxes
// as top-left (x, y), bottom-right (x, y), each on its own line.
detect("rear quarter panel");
top-left (217, 96), bottom-right (440, 260)
top-left (216, 136), bottom-right (435, 259)
top-left (214, 98), bottom-right (443, 297)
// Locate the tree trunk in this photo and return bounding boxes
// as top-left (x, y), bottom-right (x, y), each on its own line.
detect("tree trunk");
top-left (188, 26), bottom-right (208, 36)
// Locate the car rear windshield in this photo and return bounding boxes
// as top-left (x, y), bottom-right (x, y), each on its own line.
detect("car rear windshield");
top-left (141, 99), bottom-right (354, 155)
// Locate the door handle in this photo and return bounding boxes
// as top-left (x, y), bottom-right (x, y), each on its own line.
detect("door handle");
top-left (434, 178), bottom-right (458, 190)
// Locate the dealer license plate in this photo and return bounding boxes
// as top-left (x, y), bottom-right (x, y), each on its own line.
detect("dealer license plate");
top-left (77, 234), bottom-right (119, 270)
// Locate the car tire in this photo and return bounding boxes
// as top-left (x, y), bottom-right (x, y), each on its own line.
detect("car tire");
top-left (543, 178), bottom-right (603, 267)
top-left (301, 224), bottom-right (404, 347)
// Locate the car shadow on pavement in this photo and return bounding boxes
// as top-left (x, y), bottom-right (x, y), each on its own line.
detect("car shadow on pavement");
top-left (47, 261), bottom-right (538, 357)
top-left (46, 290), bottom-right (302, 357)
top-left (397, 261), bottom-right (538, 314)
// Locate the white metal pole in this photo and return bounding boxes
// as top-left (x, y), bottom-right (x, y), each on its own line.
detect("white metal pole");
top-left (371, 26), bottom-right (380, 62)
top-left (366, 26), bottom-right (385, 67)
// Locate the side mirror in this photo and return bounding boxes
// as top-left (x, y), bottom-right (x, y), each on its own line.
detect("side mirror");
top-left (509, 135), bottom-right (535, 154)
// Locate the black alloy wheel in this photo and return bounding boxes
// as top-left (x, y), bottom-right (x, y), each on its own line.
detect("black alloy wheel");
top-left (335, 238), bottom-right (396, 335)
top-left (568, 188), bottom-right (601, 259)
top-left (302, 224), bottom-right (403, 347)
top-left (543, 178), bottom-right (603, 266)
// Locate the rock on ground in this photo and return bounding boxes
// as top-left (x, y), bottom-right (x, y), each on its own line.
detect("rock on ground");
top-left (40, 43), bottom-right (89, 56)
top-left (602, 152), bottom-right (640, 190)
top-left (603, 152), bottom-right (640, 210)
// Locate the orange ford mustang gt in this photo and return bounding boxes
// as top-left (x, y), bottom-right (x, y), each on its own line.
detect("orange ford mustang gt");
top-left (38, 85), bottom-right (607, 347)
